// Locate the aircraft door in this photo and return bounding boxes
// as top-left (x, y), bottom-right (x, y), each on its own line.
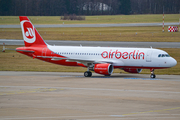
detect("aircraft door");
top-left (146, 50), bottom-right (152, 62)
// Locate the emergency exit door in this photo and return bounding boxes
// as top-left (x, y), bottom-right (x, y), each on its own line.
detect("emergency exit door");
top-left (146, 50), bottom-right (152, 62)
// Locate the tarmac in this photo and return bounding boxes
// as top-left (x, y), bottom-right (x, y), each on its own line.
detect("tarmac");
top-left (0, 71), bottom-right (180, 120)
top-left (0, 22), bottom-right (179, 28)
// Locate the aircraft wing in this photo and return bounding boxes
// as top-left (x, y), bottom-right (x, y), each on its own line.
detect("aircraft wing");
top-left (36, 56), bottom-right (121, 66)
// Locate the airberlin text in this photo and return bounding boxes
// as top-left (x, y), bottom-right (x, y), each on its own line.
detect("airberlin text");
top-left (101, 50), bottom-right (145, 60)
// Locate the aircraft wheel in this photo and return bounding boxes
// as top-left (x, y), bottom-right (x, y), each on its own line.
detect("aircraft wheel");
top-left (150, 69), bottom-right (156, 78)
top-left (150, 74), bottom-right (156, 78)
top-left (84, 71), bottom-right (92, 77)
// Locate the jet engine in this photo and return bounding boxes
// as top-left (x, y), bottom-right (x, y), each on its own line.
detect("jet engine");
top-left (123, 68), bottom-right (142, 73)
top-left (91, 63), bottom-right (113, 76)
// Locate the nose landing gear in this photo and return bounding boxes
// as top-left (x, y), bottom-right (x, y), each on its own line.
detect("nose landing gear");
top-left (150, 69), bottom-right (156, 78)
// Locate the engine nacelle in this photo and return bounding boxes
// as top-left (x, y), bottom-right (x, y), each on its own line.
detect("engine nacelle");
top-left (123, 68), bottom-right (142, 73)
top-left (93, 63), bottom-right (113, 75)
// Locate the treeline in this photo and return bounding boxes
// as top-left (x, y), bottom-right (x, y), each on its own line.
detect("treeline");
top-left (0, 0), bottom-right (179, 16)
top-left (131, 0), bottom-right (180, 14)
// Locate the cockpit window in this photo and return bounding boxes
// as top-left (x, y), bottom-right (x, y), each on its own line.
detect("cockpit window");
top-left (166, 54), bottom-right (170, 57)
top-left (158, 54), bottom-right (170, 57)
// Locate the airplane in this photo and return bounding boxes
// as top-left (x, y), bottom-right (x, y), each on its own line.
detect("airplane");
top-left (16, 16), bottom-right (177, 78)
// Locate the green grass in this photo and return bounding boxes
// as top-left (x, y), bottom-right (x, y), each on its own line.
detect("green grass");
top-left (0, 46), bottom-right (179, 75)
top-left (1, 26), bottom-right (180, 42)
top-left (0, 14), bottom-right (179, 25)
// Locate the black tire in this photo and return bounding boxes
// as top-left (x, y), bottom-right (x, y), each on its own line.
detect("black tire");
top-left (84, 71), bottom-right (92, 77)
top-left (89, 72), bottom-right (92, 77)
top-left (84, 71), bottom-right (89, 77)
top-left (150, 74), bottom-right (156, 78)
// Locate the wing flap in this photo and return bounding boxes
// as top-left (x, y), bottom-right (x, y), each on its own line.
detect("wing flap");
top-left (36, 56), bottom-right (66, 60)
top-left (36, 56), bottom-right (123, 67)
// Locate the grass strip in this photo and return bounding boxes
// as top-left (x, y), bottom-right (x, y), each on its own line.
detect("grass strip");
top-left (0, 14), bottom-right (179, 25)
top-left (0, 26), bottom-right (180, 42)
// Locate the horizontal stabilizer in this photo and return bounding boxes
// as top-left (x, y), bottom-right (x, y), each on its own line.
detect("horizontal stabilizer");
top-left (16, 49), bottom-right (34, 53)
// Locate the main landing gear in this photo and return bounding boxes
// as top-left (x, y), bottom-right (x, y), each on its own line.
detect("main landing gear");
top-left (150, 69), bottom-right (156, 78)
top-left (84, 64), bottom-right (93, 77)
top-left (84, 71), bottom-right (92, 77)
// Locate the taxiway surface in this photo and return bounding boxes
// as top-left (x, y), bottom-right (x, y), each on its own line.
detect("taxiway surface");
top-left (0, 71), bottom-right (180, 120)
top-left (0, 22), bottom-right (179, 28)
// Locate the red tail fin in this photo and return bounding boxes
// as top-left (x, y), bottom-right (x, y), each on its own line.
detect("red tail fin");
top-left (19, 16), bottom-right (47, 47)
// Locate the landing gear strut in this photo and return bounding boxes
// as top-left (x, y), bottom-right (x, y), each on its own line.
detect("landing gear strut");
top-left (150, 69), bottom-right (156, 78)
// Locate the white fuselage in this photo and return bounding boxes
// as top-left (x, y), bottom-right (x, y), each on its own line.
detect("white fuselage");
top-left (48, 45), bottom-right (177, 69)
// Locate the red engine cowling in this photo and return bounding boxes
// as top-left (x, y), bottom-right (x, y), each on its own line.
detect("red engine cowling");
top-left (123, 68), bottom-right (142, 73)
top-left (93, 63), bottom-right (113, 75)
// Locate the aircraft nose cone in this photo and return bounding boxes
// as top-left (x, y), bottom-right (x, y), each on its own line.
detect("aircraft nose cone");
top-left (171, 58), bottom-right (177, 67)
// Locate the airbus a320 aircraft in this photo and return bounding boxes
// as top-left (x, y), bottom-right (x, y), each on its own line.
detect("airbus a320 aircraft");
top-left (16, 16), bottom-right (177, 78)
